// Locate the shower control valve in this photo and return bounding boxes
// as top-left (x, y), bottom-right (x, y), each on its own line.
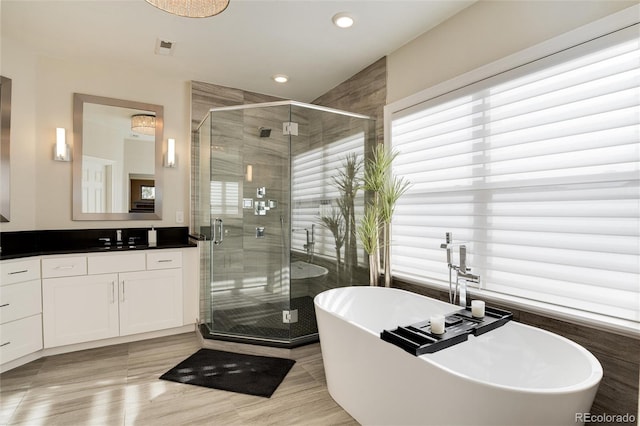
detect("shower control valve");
top-left (255, 201), bottom-right (267, 216)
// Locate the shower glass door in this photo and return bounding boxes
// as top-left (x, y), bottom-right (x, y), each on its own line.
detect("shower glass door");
top-left (208, 105), bottom-right (292, 343)
top-left (194, 99), bottom-right (375, 347)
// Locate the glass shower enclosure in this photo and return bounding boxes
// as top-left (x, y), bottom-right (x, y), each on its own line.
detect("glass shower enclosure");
top-left (192, 101), bottom-right (375, 347)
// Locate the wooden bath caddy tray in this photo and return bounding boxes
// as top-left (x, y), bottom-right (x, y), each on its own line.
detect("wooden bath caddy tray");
top-left (380, 306), bottom-right (513, 356)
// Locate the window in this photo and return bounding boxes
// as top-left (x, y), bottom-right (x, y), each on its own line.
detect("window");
top-left (292, 133), bottom-right (366, 265)
top-left (390, 23), bottom-right (639, 331)
top-left (211, 180), bottom-right (240, 216)
top-left (140, 185), bottom-right (155, 200)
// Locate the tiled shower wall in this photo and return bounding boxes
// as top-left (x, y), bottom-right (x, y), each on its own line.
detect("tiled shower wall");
top-left (311, 57), bottom-right (386, 145)
top-left (190, 81), bottom-right (284, 325)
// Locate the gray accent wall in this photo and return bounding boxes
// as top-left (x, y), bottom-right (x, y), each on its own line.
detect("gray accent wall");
top-left (311, 57), bottom-right (386, 145)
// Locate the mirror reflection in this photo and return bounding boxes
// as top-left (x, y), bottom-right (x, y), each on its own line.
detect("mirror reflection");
top-left (73, 93), bottom-right (163, 220)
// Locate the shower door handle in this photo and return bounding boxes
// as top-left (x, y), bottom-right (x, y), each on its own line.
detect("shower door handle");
top-left (213, 218), bottom-right (224, 245)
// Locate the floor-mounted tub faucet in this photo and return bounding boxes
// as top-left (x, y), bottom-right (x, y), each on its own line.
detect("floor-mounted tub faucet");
top-left (293, 224), bottom-right (315, 262)
top-left (456, 245), bottom-right (480, 307)
top-left (303, 224), bottom-right (315, 263)
top-left (441, 233), bottom-right (480, 306)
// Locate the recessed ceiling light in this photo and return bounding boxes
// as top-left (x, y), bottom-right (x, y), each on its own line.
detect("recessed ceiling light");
top-left (273, 74), bottom-right (289, 83)
top-left (332, 12), bottom-right (354, 29)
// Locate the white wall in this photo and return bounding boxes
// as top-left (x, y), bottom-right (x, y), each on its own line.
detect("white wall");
top-left (387, 0), bottom-right (637, 104)
top-left (0, 37), bottom-right (191, 231)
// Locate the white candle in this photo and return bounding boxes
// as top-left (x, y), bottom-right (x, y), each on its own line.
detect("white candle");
top-left (430, 314), bottom-right (445, 335)
top-left (471, 300), bottom-right (485, 318)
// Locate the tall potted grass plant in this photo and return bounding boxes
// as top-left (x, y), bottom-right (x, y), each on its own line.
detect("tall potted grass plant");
top-left (357, 145), bottom-right (410, 286)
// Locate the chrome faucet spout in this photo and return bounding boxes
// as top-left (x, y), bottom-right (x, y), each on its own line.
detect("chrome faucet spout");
top-left (457, 271), bottom-right (480, 308)
top-left (458, 277), bottom-right (467, 308)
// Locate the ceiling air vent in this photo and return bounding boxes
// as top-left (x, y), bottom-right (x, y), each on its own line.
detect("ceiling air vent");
top-left (155, 38), bottom-right (175, 56)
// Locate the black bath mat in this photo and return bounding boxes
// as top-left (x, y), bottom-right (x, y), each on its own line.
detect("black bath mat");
top-left (159, 348), bottom-right (295, 398)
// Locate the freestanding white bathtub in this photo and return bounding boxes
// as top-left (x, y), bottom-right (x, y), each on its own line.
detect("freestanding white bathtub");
top-left (314, 286), bottom-right (603, 426)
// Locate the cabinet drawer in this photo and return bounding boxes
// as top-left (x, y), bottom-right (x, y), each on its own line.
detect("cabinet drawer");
top-left (87, 252), bottom-right (145, 274)
top-left (0, 314), bottom-right (43, 365)
top-left (0, 259), bottom-right (41, 286)
top-left (0, 279), bottom-right (42, 324)
top-left (146, 251), bottom-right (182, 270)
top-left (42, 256), bottom-right (87, 278)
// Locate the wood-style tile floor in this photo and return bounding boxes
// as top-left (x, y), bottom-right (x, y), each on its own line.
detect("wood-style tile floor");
top-left (0, 332), bottom-right (358, 425)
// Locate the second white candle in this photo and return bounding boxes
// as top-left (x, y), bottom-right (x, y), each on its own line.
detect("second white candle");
top-left (430, 314), bottom-right (445, 334)
top-left (471, 300), bottom-right (485, 318)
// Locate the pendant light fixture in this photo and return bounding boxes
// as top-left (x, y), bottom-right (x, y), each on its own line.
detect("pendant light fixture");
top-left (131, 114), bottom-right (156, 136)
top-left (145, 0), bottom-right (230, 18)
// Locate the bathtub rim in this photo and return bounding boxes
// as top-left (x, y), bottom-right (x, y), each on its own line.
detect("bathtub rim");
top-left (290, 260), bottom-right (329, 280)
top-left (314, 285), bottom-right (603, 395)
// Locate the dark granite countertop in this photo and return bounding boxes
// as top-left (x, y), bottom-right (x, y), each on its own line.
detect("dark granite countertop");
top-left (0, 227), bottom-right (197, 260)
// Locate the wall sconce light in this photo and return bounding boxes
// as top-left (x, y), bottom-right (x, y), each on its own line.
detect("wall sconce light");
top-left (54, 127), bottom-right (71, 162)
top-left (164, 138), bottom-right (177, 168)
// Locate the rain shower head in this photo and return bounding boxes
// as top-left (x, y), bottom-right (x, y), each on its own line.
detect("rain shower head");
top-left (259, 127), bottom-right (272, 138)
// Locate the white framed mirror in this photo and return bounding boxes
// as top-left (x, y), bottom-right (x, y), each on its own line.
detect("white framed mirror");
top-left (73, 93), bottom-right (163, 220)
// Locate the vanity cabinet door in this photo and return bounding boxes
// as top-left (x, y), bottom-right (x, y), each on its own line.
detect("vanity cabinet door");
top-left (42, 274), bottom-right (119, 348)
top-left (118, 269), bottom-right (183, 336)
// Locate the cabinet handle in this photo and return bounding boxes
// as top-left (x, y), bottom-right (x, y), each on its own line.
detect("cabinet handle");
top-left (121, 281), bottom-right (125, 302)
top-left (8, 270), bottom-right (28, 275)
top-left (111, 281), bottom-right (115, 304)
top-left (55, 265), bottom-right (75, 270)
top-left (0, 341), bottom-right (10, 347)
top-left (0, 303), bottom-right (9, 308)
top-left (157, 259), bottom-right (173, 263)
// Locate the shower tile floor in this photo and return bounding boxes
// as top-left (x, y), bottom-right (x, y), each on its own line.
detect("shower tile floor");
top-left (0, 332), bottom-right (358, 425)
top-left (211, 295), bottom-right (318, 340)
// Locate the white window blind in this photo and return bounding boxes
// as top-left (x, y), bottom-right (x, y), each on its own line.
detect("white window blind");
top-left (391, 24), bottom-right (640, 326)
top-left (292, 133), bottom-right (365, 264)
top-left (211, 180), bottom-right (240, 216)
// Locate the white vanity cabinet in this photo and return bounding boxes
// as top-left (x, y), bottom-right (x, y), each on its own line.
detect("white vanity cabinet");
top-left (0, 258), bottom-right (43, 365)
top-left (119, 269), bottom-right (182, 336)
top-left (42, 273), bottom-right (120, 347)
top-left (42, 251), bottom-right (183, 349)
